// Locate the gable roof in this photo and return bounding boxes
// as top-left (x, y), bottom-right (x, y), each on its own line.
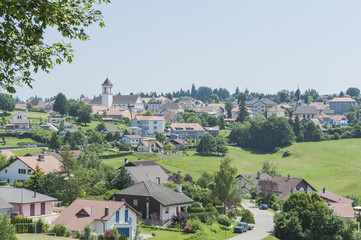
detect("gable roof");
top-left (102, 126), bottom-right (122, 133)
top-left (293, 106), bottom-right (319, 115)
top-left (328, 97), bottom-right (356, 103)
top-left (236, 173), bottom-right (271, 190)
top-left (159, 102), bottom-right (180, 111)
top-left (0, 186), bottom-right (56, 204)
top-left (272, 176), bottom-right (316, 201)
top-left (122, 135), bottom-right (144, 140)
top-left (5, 155), bottom-right (63, 173)
top-left (134, 116), bottom-right (164, 121)
top-left (246, 98), bottom-right (277, 106)
top-left (115, 181), bottom-right (194, 206)
top-left (138, 141), bottom-right (164, 149)
top-left (317, 190), bottom-right (353, 204)
top-left (125, 160), bottom-right (171, 174)
top-left (12, 119), bottom-right (30, 124)
top-left (52, 199), bottom-right (140, 232)
top-left (328, 202), bottom-right (355, 219)
top-left (171, 139), bottom-right (188, 146)
top-left (170, 123), bottom-right (204, 132)
top-left (113, 95), bottom-right (140, 105)
top-left (125, 165), bottom-right (169, 183)
top-left (24, 151), bottom-right (64, 162)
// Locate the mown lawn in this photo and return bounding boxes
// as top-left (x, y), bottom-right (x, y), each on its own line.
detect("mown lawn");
top-left (11, 148), bottom-right (44, 156)
top-left (0, 137), bottom-right (41, 148)
top-left (16, 233), bottom-right (74, 240)
top-left (9, 110), bottom-right (50, 120)
top-left (73, 120), bottom-right (129, 132)
top-left (155, 138), bottom-right (361, 197)
top-left (262, 236), bottom-right (279, 240)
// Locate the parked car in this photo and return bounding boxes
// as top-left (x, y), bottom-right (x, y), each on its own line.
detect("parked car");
top-left (260, 203), bottom-right (268, 210)
top-left (234, 222), bottom-right (254, 233)
top-left (10, 211), bottom-right (24, 218)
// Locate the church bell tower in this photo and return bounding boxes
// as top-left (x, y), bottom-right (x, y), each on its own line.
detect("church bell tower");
top-left (102, 78), bottom-right (113, 108)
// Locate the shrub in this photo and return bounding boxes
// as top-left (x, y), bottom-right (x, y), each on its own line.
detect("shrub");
top-left (185, 217), bottom-right (203, 233)
top-left (188, 207), bottom-right (205, 213)
top-left (205, 203), bottom-right (217, 213)
top-left (186, 212), bottom-right (218, 222)
top-left (256, 197), bottom-right (264, 205)
top-left (227, 209), bottom-right (237, 220)
top-left (271, 202), bottom-right (280, 211)
top-left (104, 229), bottom-right (116, 240)
top-left (49, 224), bottom-right (71, 237)
top-left (172, 212), bottom-right (189, 228)
top-left (183, 226), bottom-right (192, 233)
top-left (282, 151), bottom-right (291, 157)
top-left (217, 215), bottom-right (231, 226)
top-left (35, 218), bottom-right (47, 233)
top-left (240, 209), bottom-right (255, 224)
top-left (83, 224), bottom-right (92, 239)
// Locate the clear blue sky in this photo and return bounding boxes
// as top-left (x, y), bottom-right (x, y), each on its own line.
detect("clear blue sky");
top-left (15, 0), bottom-right (361, 100)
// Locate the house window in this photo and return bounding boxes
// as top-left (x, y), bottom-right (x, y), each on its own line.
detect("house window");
top-left (165, 208), bottom-right (169, 214)
top-left (156, 177), bottom-right (160, 184)
top-left (5, 169), bottom-right (7, 173)
top-left (133, 199), bottom-right (138, 206)
top-left (18, 169), bottom-right (26, 174)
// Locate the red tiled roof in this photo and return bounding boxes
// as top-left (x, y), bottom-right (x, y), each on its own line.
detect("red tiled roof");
top-left (52, 199), bottom-right (141, 231)
top-left (139, 141), bottom-right (164, 148)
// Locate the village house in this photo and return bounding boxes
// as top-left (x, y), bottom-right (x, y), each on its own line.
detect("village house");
top-left (170, 139), bottom-right (189, 151)
top-left (317, 187), bottom-right (354, 219)
top-left (125, 165), bottom-right (169, 184)
top-left (0, 154), bottom-right (63, 183)
top-left (100, 126), bottom-right (122, 135)
top-left (195, 104), bottom-right (225, 117)
top-left (52, 199), bottom-right (140, 239)
top-left (131, 116), bottom-right (165, 136)
top-left (121, 135), bottom-right (144, 147)
top-left (0, 186), bottom-right (56, 218)
top-left (321, 115), bottom-right (349, 127)
top-left (113, 181), bottom-right (194, 224)
top-left (90, 78), bottom-right (144, 111)
top-left (204, 127), bottom-right (219, 137)
top-left (124, 159), bottom-right (171, 174)
top-left (48, 114), bottom-right (65, 123)
top-left (170, 123), bottom-right (206, 140)
top-left (5, 112), bottom-right (31, 131)
top-left (159, 102), bottom-right (183, 113)
top-left (236, 172), bottom-right (271, 195)
top-left (267, 105), bottom-right (285, 118)
top-left (292, 106), bottom-right (319, 120)
top-left (136, 141), bottom-right (163, 153)
top-left (246, 98), bottom-right (277, 117)
top-left (328, 97), bottom-right (358, 115)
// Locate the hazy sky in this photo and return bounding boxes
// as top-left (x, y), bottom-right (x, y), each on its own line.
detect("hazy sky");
top-left (13, 0), bottom-right (361, 100)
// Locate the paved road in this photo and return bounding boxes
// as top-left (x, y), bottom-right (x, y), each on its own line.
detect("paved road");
top-left (228, 200), bottom-right (274, 240)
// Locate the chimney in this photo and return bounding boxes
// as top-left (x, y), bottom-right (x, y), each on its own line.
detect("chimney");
top-left (33, 191), bottom-right (37, 198)
top-left (287, 173), bottom-right (291, 179)
top-left (323, 187), bottom-right (326, 193)
top-left (42, 149), bottom-right (47, 155)
top-left (256, 171), bottom-right (261, 180)
top-left (105, 207), bottom-right (109, 216)
top-left (38, 155), bottom-right (44, 162)
top-left (177, 184), bottom-right (182, 193)
top-left (124, 158), bottom-right (128, 165)
top-left (138, 158), bottom-right (141, 161)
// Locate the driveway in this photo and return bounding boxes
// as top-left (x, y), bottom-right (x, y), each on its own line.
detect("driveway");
top-left (228, 200), bottom-right (274, 240)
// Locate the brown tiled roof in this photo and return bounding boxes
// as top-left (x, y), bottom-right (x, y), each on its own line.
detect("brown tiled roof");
top-left (272, 176), bottom-right (316, 201)
top-left (171, 139), bottom-right (188, 145)
top-left (52, 199), bottom-right (140, 231)
top-left (170, 123), bottom-right (204, 132)
top-left (328, 97), bottom-right (356, 103)
top-left (91, 105), bottom-right (107, 114)
top-left (328, 203), bottom-right (355, 218)
top-left (8, 155), bottom-right (63, 173)
top-left (139, 141), bottom-right (163, 148)
top-left (134, 116), bottom-right (164, 121)
top-left (106, 110), bottom-right (123, 116)
top-left (309, 102), bottom-right (327, 111)
top-left (0, 150), bottom-right (15, 159)
top-left (317, 190), bottom-right (353, 204)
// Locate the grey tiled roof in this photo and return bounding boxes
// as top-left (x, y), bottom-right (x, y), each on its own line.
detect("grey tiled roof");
top-left (115, 181), bottom-right (194, 206)
top-left (125, 165), bottom-right (169, 183)
top-left (293, 106), bottom-right (319, 115)
top-left (246, 98), bottom-right (277, 106)
top-left (102, 78), bottom-right (113, 86)
top-left (0, 186), bottom-right (56, 204)
top-left (113, 95), bottom-right (140, 105)
top-left (0, 196), bottom-right (13, 210)
top-left (90, 96), bottom-right (102, 105)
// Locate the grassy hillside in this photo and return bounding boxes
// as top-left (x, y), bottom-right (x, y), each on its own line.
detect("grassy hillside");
top-left (155, 138), bottom-right (361, 197)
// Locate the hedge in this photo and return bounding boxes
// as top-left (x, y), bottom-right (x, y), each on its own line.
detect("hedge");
top-left (11, 217), bottom-right (34, 233)
top-left (99, 152), bottom-right (133, 160)
top-left (185, 212), bottom-right (218, 222)
top-left (141, 225), bottom-right (183, 232)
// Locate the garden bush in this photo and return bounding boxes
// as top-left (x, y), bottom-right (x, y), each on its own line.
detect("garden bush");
top-left (271, 202), bottom-right (280, 211)
top-left (217, 215), bottom-right (231, 227)
top-left (185, 217), bottom-right (203, 233)
top-left (186, 212), bottom-right (218, 223)
top-left (49, 224), bottom-right (71, 237)
top-left (282, 151), bottom-right (291, 157)
top-left (240, 209), bottom-right (255, 224)
top-left (205, 203), bottom-right (217, 213)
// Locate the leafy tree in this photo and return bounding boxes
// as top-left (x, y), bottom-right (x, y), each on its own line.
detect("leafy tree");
top-left (215, 135), bottom-right (228, 155)
top-left (303, 123), bottom-right (323, 142)
top-left (346, 87), bottom-right (360, 98)
top-left (261, 160), bottom-right (280, 177)
top-left (49, 132), bottom-right (61, 150)
top-left (87, 130), bottom-right (104, 144)
top-left (196, 171), bottom-right (214, 189)
top-left (196, 134), bottom-right (216, 155)
top-left (110, 166), bottom-right (132, 190)
top-left (26, 164), bottom-right (45, 191)
top-left (0, 0), bottom-right (109, 93)
top-left (167, 93), bottom-right (173, 100)
top-left (213, 158), bottom-right (238, 212)
top-left (208, 93), bottom-right (219, 103)
top-left (339, 91), bottom-right (345, 97)
top-left (0, 154), bottom-right (8, 168)
top-left (77, 104), bottom-right (92, 125)
top-left (96, 122), bottom-right (106, 132)
top-left (258, 179), bottom-right (278, 198)
top-left (155, 132), bottom-right (166, 143)
top-left (0, 93), bottom-right (15, 112)
top-left (164, 143), bottom-right (176, 154)
top-left (225, 101), bottom-right (233, 118)
top-left (69, 101), bottom-right (82, 117)
top-left (236, 97), bottom-right (249, 123)
top-left (191, 84), bottom-right (197, 99)
top-left (276, 90), bottom-right (291, 103)
top-left (27, 102), bottom-right (33, 111)
top-left (219, 115), bottom-right (225, 130)
top-left (53, 93), bottom-right (69, 115)
top-left (228, 122), bottom-right (251, 147)
top-left (141, 110), bottom-right (154, 116)
top-left (0, 214), bottom-right (17, 240)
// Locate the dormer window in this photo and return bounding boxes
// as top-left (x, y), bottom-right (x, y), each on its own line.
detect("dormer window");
top-left (76, 209), bottom-right (90, 217)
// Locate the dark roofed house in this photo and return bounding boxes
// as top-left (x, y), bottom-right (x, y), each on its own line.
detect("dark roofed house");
top-left (101, 126), bottom-right (122, 135)
top-left (0, 186), bottom-right (56, 218)
top-left (292, 106), bottom-right (319, 120)
top-left (52, 199), bottom-right (141, 239)
top-left (113, 181), bottom-right (194, 224)
top-left (317, 187), bottom-right (354, 219)
top-left (0, 196), bottom-right (14, 215)
top-left (271, 175), bottom-right (316, 201)
top-left (125, 165), bottom-right (169, 184)
top-left (246, 98), bottom-right (277, 117)
top-left (124, 159), bottom-right (171, 174)
top-left (236, 172), bottom-right (271, 195)
top-left (204, 127), bottom-right (219, 137)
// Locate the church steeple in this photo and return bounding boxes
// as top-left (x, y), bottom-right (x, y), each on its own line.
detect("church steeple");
top-left (102, 77), bottom-right (113, 108)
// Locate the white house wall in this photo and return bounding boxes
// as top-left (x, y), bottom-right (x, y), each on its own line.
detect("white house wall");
top-left (0, 160), bottom-right (32, 183)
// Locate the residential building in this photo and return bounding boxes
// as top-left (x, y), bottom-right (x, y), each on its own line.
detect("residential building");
top-left (121, 135), bottom-right (144, 147)
top-left (0, 186), bottom-right (56, 218)
top-left (204, 127), bottom-right (219, 137)
top-left (0, 155), bottom-right (63, 183)
top-left (159, 102), bottom-right (182, 113)
top-left (131, 116), bottom-right (165, 136)
top-left (136, 141), bottom-right (163, 153)
top-left (292, 106), bottom-right (319, 120)
top-left (317, 187), bottom-right (354, 219)
top-left (329, 97), bottom-right (358, 115)
top-left (246, 98), bottom-right (277, 117)
top-left (10, 112), bottom-right (28, 122)
top-left (195, 104), bottom-right (225, 117)
top-left (125, 165), bottom-right (169, 184)
top-left (0, 196), bottom-right (14, 215)
top-left (236, 172), bottom-right (271, 195)
top-left (26, 98), bottom-right (46, 110)
top-left (271, 175), bottom-right (316, 201)
top-left (321, 115), bottom-right (349, 127)
top-left (170, 123), bottom-right (205, 140)
top-left (163, 110), bottom-right (179, 125)
top-left (52, 199), bottom-right (140, 239)
top-left (309, 102), bottom-right (334, 115)
top-left (113, 181), bottom-right (194, 224)
top-left (100, 127), bottom-right (122, 135)
top-left (48, 114), bottom-right (65, 123)
top-left (90, 78), bottom-right (144, 111)
top-left (124, 159), bottom-right (171, 174)
top-left (267, 106), bottom-right (285, 118)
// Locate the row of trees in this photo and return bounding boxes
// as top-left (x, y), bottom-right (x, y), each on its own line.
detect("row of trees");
top-left (196, 134), bottom-right (228, 156)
